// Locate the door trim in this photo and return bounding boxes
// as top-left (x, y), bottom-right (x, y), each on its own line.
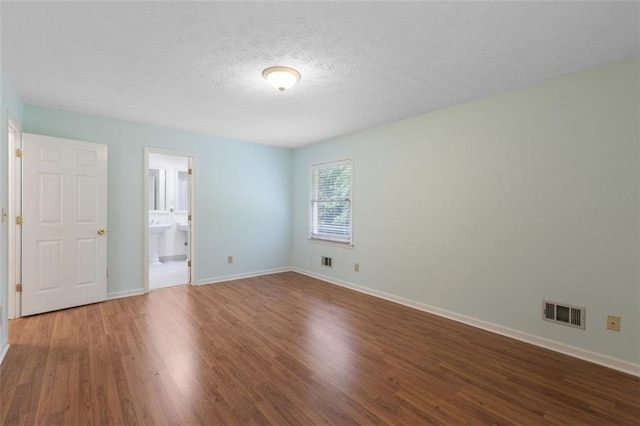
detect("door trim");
top-left (7, 115), bottom-right (21, 319)
top-left (143, 147), bottom-right (196, 292)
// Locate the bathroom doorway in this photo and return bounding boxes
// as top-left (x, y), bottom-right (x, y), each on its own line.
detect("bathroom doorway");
top-left (144, 148), bottom-right (195, 291)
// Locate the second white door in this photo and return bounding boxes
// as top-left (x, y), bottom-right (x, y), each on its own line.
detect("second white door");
top-left (22, 133), bottom-right (108, 316)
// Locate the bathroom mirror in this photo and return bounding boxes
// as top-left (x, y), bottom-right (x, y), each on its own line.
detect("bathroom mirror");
top-left (148, 168), bottom-right (167, 211)
top-left (176, 170), bottom-right (189, 212)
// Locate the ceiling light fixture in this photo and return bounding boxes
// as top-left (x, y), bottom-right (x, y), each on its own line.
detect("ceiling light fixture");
top-left (262, 66), bottom-right (301, 92)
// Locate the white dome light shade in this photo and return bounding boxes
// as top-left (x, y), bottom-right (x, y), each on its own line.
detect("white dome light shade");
top-left (262, 66), bottom-right (301, 91)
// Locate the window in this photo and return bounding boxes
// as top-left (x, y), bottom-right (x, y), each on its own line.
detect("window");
top-left (310, 159), bottom-right (352, 244)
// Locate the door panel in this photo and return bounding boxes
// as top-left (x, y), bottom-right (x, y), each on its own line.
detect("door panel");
top-left (39, 173), bottom-right (63, 223)
top-left (22, 133), bottom-right (108, 316)
top-left (76, 238), bottom-right (97, 286)
top-left (37, 240), bottom-right (62, 291)
top-left (77, 175), bottom-right (97, 222)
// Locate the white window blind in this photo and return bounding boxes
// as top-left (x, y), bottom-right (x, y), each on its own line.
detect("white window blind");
top-left (310, 159), bottom-right (352, 244)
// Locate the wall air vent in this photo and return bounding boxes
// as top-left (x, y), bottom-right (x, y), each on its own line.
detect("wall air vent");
top-left (543, 300), bottom-right (585, 330)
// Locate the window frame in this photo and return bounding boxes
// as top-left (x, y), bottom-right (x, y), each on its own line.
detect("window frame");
top-left (309, 157), bottom-right (354, 246)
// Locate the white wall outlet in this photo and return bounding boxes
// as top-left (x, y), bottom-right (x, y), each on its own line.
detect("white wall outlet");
top-left (354, 263), bottom-right (360, 272)
top-left (227, 255), bottom-right (233, 264)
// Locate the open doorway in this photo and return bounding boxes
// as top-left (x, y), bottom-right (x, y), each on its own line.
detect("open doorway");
top-left (144, 148), bottom-right (195, 291)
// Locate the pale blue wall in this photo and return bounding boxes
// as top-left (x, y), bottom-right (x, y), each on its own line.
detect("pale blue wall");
top-left (1, 68), bottom-right (24, 353)
top-left (4, 58), bottom-right (639, 370)
top-left (291, 58), bottom-right (640, 365)
top-left (23, 105), bottom-right (292, 297)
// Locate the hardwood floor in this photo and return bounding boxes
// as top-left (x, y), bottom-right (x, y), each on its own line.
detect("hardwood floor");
top-left (1, 272), bottom-right (639, 425)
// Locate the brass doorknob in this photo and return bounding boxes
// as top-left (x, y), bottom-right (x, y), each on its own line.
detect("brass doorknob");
top-left (97, 228), bottom-right (106, 235)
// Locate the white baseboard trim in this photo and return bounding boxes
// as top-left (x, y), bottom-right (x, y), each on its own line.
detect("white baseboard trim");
top-left (105, 267), bottom-right (293, 299)
top-left (292, 268), bottom-right (640, 378)
top-left (107, 289), bottom-right (145, 300)
top-left (0, 340), bottom-right (9, 365)
top-left (197, 267), bottom-right (292, 285)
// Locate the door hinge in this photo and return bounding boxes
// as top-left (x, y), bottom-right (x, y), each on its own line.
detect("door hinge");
top-left (15, 216), bottom-right (23, 225)
top-left (16, 148), bottom-right (23, 158)
top-left (187, 260), bottom-right (192, 267)
top-left (188, 214), bottom-right (192, 221)
top-left (15, 283), bottom-right (22, 292)
top-left (188, 168), bottom-right (192, 175)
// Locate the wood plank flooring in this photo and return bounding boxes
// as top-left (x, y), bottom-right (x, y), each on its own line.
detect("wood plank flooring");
top-left (1, 272), bottom-right (639, 425)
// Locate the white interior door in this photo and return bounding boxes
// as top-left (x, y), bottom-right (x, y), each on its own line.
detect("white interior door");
top-left (22, 133), bottom-right (108, 316)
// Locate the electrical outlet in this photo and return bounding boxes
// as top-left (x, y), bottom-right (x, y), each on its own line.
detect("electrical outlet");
top-left (354, 263), bottom-right (359, 272)
top-left (607, 315), bottom-right (620, 332)
top-left (227, 256), bottom-right (233, 264)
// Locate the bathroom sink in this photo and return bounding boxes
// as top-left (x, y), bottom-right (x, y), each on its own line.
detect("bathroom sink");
top-left (149, 223), bottom-right (170, 265)
top-left (177, 222), bottom-right (189, 232)
top-left (149, 223), bottom-right (171, 234)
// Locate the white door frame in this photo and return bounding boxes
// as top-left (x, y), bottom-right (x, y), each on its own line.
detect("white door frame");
top-left (7, 115), bottom-right (22, 319)
top-left (143, 147), bottom-right (196, 292)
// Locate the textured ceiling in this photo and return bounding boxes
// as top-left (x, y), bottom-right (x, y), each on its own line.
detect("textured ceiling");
top-left (2, 1), bottom-right (639, 148)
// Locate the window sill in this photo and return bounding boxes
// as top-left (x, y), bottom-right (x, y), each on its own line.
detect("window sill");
top-left (308, 238), bottom-right (354, 249)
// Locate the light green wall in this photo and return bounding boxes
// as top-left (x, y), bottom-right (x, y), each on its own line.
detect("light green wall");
top-left (1, 68), bottom-right (24, 352)
top-left (3, 58), bottom-right (638, 368)
top-left (292, 58), bottom-right (640, 365)
top-left (23, 105), bottom-right (293, 297)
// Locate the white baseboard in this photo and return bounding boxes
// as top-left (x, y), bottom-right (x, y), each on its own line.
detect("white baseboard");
top-left (197, 267), bottom-right (292, 285)
top-left (292, 268), bottom-right (640, 378)
top-left (105, 267), bottom-right (293, 299)
top-left (107, 288), bottom-right (145, 300)
top-left (0, 340), bottom-right (9, 365)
